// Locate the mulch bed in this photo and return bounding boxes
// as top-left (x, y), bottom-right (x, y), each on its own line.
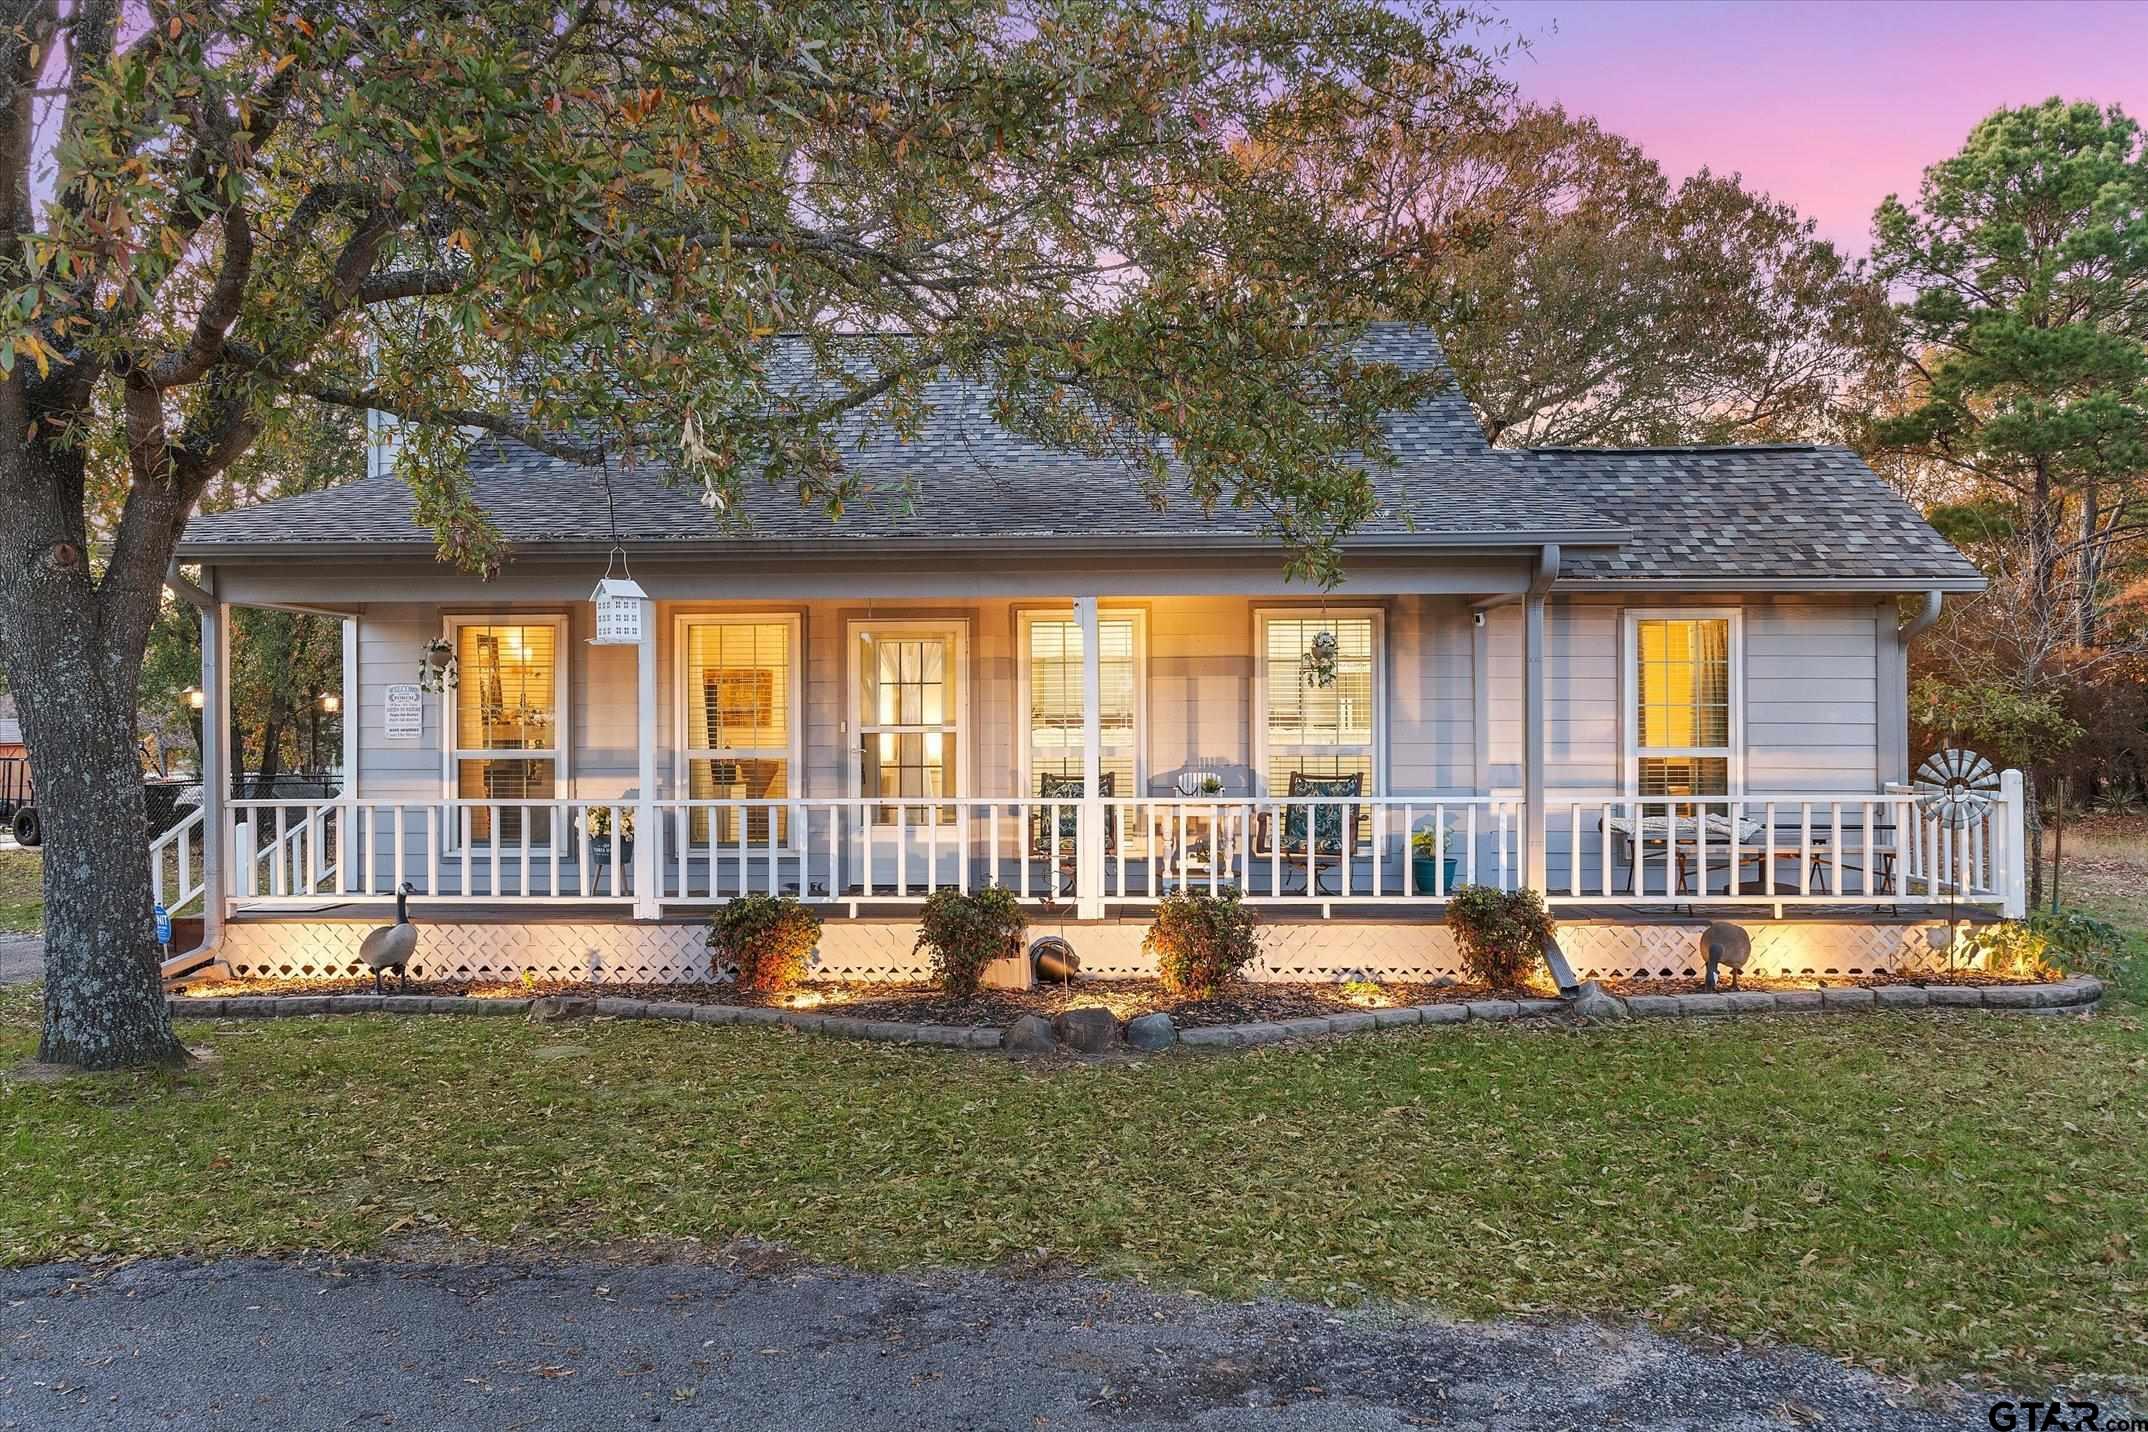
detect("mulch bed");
top-left (171, 966), bottom-right (2057, 1027)
top-left (1594, 969), bottom-right (2044, 997)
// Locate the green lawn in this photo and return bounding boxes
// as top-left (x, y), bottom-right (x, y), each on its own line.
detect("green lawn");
top-left (2, 982), bottom-right (2143, 1390)
top-left (0, 849), bottom-right (38, 932)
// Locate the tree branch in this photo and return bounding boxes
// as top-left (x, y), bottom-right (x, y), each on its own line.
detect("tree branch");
top-left (356, 267), bottom-right (467, 305)
top-left (215, 340), bottom-right (604, 465)
top-left (146, 204), bottom-right (252, 387)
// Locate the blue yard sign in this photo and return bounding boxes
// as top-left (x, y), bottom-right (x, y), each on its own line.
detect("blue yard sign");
top-left (154, 903), bottom-right (172, 946)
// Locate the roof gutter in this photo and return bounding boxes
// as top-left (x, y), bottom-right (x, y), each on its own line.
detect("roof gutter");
top-left (164, 559), bottom-right (215, 611)
top-left (175, 525), bottom-right (1631, 565)
top-left (1899, 589), bottom-right (1943, 646)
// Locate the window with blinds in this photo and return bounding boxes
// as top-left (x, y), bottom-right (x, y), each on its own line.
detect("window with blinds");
top-left (1259, 614), bottom-right (1378, 793)
top-left (856, 626), bottom-right (964, 824)
top-left (451, 621), bottom-right (562, 844)
top-left (1023, 614), bottom-right (1139, 797)
top-left (1633, 616), bottom-right (1735, 797)
top-left (682, 619), bottom-right (796, 845)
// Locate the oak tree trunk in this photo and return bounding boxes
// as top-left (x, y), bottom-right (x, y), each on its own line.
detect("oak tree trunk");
top-left (0, 442), bottom-right (186, 1070)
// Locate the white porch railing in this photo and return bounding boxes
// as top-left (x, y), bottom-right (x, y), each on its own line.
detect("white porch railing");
top-left (1543, 785), bottom-right (2022, 912)
top-left (149, 807), bottom-right (208, 916)
top-left (649, 795), bottom-right (1525, 912)
top-left (190, 777), bottom-right (2027, 918)
top-left (230, 797), bottom-right (641, 905)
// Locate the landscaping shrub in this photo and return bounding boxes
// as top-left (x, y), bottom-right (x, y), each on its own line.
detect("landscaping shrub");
top-left (708, 893), bottom-right (821, 990)
top-left (1147, 888), bottom-right (1259, 998)
top-left (915, 885), bottom-right (1026, 998)
top-left (1958, 909), bottom-right (2120, 979)
top-left (1445, 884), bottom-right (1554, 988)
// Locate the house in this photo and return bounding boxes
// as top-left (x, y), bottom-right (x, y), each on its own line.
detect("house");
top-left (163, 324), bottom-right (2021, 987)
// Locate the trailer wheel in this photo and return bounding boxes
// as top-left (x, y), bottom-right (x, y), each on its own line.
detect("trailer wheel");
top-left (10, 806), bottom-right (38, 848)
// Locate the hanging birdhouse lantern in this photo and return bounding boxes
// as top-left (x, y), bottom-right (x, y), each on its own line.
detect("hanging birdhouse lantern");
top-left (589, 549), bottom-right (647, 645)
top-left (1301, 628), bottom-right (1340, 689)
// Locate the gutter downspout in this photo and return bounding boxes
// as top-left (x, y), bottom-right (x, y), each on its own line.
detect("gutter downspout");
top-left (1899, 589), bottom-right (1942, 646)
top-left (162, 561), bottom-right (226, 979)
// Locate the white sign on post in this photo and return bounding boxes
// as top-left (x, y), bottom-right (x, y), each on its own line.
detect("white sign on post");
top-left (384, 683), bottom-right (423, 741)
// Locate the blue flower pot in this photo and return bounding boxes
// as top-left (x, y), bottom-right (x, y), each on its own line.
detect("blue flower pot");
top-left (1411, 855), bottom-right (1459, 895)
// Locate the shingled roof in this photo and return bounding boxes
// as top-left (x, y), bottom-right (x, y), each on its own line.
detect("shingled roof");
top-left (178, 323), bottom-right (1983, 589)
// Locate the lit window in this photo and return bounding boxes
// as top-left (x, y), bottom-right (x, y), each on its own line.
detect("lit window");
top-left (1632, 615), bottom-right (1736, 796)
top-left (682, 619), bottom-right (796, 845)
top-left (855, 625), bottom-right (963, 823)
top-left (1259, 613), bottom-right (1378, 793)
top-left (451, 621), bottom-right (562, 844)
top-left (1023, 613), bottom-right (1140, 798)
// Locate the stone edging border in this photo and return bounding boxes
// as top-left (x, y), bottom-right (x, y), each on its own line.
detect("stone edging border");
top-left (167, 975), bottom-right (2106, 1053)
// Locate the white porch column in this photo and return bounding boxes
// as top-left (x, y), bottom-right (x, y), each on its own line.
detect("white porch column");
top-left (1522, 545), bottom-right (1559, 893)
top-left (632, 597), bottom-right (661, 919)
top-left (202, 601), bottom-right (233, 925)
top-left (2000, 767), bottom-right (2027, 918)
top-left (340, 617), bottom-right (359, 797)
top-left (1075, 595), bottom-right (1104, 918)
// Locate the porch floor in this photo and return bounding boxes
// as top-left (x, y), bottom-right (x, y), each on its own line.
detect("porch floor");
top-left (226, 899), bottom-right (1996, 926)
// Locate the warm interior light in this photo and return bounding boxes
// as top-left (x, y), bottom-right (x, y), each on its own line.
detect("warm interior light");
top-left (184, 687), bottom-right (205, 710)
top-left (319, 691), bottom-right (341, 714)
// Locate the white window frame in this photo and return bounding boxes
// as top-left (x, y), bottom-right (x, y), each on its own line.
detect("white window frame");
top-left (845, 618), bottom-right (972, 811)
top-left (673, 612), bottom-right (806, 851)
top-left (440, 613), bottom-right (572, 849)
top-left (1015, 607), bottom-right (1148, 800)
top-left (1621, 607), bottom-right (1745, 796)
top-left (1252, 607), bottom-right (1387, 797)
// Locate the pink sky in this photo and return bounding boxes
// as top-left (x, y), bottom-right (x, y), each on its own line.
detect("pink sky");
top-left (1489, 0), bottom-right (2148, 253)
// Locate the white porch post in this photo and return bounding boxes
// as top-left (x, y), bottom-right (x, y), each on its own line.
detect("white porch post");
top-left (632, 597), bottom-right (661, 919)
top-left (1075, 595), bottom-right (1104, 919)
top-left (2000, 767), bottom-right (2027, 918)
top-left (1522, 545), bottom-right (1559, 893)
top-left (202, 601), bottom-right (233, 919)
top-left (340, 617), bottom-right (359, 796)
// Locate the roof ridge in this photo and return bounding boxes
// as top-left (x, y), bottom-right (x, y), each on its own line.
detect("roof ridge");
top-left (1528, 442), bottom-right (1824, 455)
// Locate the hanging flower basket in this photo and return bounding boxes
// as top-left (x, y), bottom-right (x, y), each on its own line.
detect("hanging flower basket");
top-left (418, 637), bottom-right (458, 693)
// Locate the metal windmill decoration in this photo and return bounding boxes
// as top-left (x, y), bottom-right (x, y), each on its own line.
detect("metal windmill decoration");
top-left (1912, 746), bottom-right (2000, 963)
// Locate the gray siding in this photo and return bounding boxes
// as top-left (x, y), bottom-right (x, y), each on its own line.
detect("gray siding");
top-left (346, 592), bottom-right (1894, 808)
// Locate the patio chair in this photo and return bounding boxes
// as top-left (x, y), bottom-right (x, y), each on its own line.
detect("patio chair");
top-left (1256, 772), bottom-right (1367, 896)
top-left (1029, 771), bottom-right (1114, 897)
top-left (1602, 809), bottom-right (1766, 898)
top-left (1802, 817), bottom-right (1901, 899)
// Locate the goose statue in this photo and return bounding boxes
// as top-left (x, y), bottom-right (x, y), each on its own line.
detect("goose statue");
top-left (359, 882), bottom-right (419, 992)
top-left (1701, 921), bottom-right (1752, 992)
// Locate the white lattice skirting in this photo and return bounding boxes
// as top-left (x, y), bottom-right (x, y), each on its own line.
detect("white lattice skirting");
top-left (215, 915), bottom-right (1960, 985)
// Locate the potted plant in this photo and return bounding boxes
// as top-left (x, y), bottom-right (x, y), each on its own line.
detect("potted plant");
top-left (586, 805), bottom-right (634, 868)
top-left (1410, 826), bottom-right (1459, 894)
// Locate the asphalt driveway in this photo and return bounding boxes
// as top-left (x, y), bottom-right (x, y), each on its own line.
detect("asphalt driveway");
top-left (0, 1251), bottom-right (2012, 1430)
top-left (0, 935), bottom-right (38, 986)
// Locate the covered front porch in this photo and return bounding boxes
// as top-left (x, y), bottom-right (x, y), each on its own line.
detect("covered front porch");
top-left (154, 548), bottom-right (2027, 986)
